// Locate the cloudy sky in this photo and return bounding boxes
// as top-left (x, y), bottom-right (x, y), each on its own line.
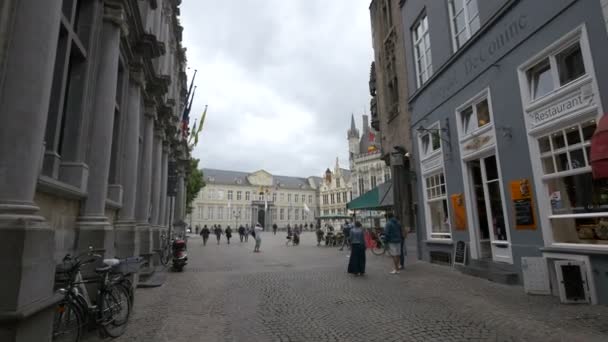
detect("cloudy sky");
top-left (181, 0), bottom-right (374, 178)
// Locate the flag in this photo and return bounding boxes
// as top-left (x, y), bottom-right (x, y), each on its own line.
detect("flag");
top-left (193, 105), bottom-right (207, 146)
top-left (303, 203), bottom-right (310, 213)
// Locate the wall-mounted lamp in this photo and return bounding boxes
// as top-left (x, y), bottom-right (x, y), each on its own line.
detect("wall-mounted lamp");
top-left (416, 118), bottom-right (453, 153)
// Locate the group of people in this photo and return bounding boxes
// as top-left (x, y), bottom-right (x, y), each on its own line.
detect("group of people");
top-left (198, 223), bottom-right (264, 252)
top-left (346, 212), bottom-right (407, 276)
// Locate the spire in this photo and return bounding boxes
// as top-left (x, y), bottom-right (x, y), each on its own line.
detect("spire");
top-left (350, 114), bottom-right (356, 131)
top-left (347, 113), bottom-right (360, 140)
top-left (335, 156), bottom-right (340, 171)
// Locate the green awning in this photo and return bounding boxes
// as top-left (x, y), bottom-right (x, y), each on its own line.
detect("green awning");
top-left (346, 181), bottom-right (393, 211)
top-left (318, 215), bottom-right (352, 220)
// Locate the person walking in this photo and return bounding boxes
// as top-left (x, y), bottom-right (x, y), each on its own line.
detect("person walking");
top-left (214, 225), bottom-right (223, 245)
top-left (272, 223), bottom-right (278, 235)
top-left (347, 221), bottom-right (366, 276)
top-left (244, 224), bottom-right (250, 242)
top-left (201, 225), bottom-right (210, 246)
top-left (238, 225), bottom-right (245, 242)
top-left (339, 220), bottom-right (351, 251)
top-left (384, 213), bottom-right (403, 274)
top-left (316, 225), bottom-right (324, 246)
top-left (225, 226), bottom-right (233, 244)
top-left (253, 223), bottom-right (263, 252)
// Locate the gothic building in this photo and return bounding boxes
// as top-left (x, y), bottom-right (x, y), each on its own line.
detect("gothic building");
top-left (319, 158), bottom-right (353, 228)
top-left (0, 1), bottom-right (190, 340)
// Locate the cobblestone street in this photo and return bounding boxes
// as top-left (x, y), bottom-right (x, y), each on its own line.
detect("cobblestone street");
top-left (104, 233), bottom-right (608, 342)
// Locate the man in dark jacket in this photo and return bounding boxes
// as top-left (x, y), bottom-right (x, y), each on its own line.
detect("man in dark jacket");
top-left (339, 220), bottom-right (351, 251)
top-left (238, 225), bottom-right (245, 242)
top-left (383, 213), bottom-right (403, 274)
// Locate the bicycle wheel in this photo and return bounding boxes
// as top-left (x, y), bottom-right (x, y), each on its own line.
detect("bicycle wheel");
top-left (52, 300), bottom-right (83, 342)
top-left (99, 285), bottom-right (130, 337)
top-left (371, 242), bottom-right (386, 256)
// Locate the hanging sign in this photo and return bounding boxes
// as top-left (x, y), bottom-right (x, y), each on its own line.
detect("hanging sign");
top-left (451, 194), bottom-right (467, 230)
top-left (510, 179), bottom-right (536, 229)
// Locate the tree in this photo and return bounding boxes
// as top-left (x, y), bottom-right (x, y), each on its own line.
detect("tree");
top-left (186, 158), bottom-right (205, 214)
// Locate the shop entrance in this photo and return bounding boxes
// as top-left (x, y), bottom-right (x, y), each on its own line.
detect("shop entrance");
top-left (467, 154), bottom-right (513, 263)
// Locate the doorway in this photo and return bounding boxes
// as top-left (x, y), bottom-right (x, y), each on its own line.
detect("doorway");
top-left (467, 155), bottom-right (512, 263)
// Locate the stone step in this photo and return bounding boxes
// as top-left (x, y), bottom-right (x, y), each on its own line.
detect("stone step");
top-left (455, 261), bottom-right (519, 285)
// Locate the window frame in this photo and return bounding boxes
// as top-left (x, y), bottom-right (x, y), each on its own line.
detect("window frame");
top-left (412, 12), bottom-right (433, 88)
top-left (423, 171), bottom-right (452, 240)
top-left (447, 0), bottom-right (480, 51)
top-left (455, 89), bottom-right (494, 139)
top-left (418, 122), bottom-right (442, 160)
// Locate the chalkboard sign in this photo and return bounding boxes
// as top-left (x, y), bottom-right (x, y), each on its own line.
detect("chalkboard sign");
top-left (453, 240), bottom-right (467, 266)
top-left (514, 199), bottom-right (534, 226)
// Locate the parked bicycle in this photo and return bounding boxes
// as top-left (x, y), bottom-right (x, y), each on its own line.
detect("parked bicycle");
top-left (370, 232), bottom-right (394, 256)
top-left (52, 247), bottom-right (137, 342)
top-left (156, 232), bottom-right (171, 266)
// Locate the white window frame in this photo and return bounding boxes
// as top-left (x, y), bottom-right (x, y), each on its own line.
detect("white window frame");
top-left (237, 191), bottom-right (242, 201)
top-left (412, 13), bottom-right (433, 88)
top-left (418, 122), bottom-right (442, 160)
top-left (455, 89), bottom-right (493, 140)
top-left (517, 25), bottom-right (607, 251)
top-left (245, 191), bottom-right (250, 201)
top-left (423, 171), bottom-right (452, 240)
top-left (447, 0), bottom-right (480, 51)
top-left (227, 190), bottom-right (233, 201)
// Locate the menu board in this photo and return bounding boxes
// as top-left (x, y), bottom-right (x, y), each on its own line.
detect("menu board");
top-left (510, 179), bottom-right (536, 230)
top-left (453, 240), bottom-right (467, 266)
top-left (451, 194), bottom-right (467, 230)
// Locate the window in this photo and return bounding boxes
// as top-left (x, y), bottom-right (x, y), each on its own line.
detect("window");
top-left (288, 194), bottom-right (292, 202)
top-left (459, 97), bottom-right (491, 135)
top-left (309, 195), bottom-right (313, 204)
top-left (343, 192), bottom-right (347, 203)
top-left (336, 193), bottom-right (341, 203)
top-left (209, 207), bottom-right (214, 220)
top-left (527, 42), bottom-right (586, 100)
top-left (288, 209), bottom-right (292, 220)
top-left (237, 191), bottom-right (242, 201)
top-left (198, 206), bottom-right (203, 220)
top-left (280, 193), bottom-right (285, 202)
top-left (280, 208), bottom-right (285, 220)
top-left (384, 169), bottom-right (391, 182)
top-left (259, 192), bottom-right (265, 201)
top-left (295, 209), bottom-right (299, 220)
top-left (419, 125), bottom-right (442, 158)
top-left (425, 172), bottom-right (451, 239)
top-left (358, 177), bottom-right (365, 195)
top-left (228, 191), bottom-right (233, 200)
top-left (371, 175), bottom-right (377, 189)
top-left (272, 193), bottom-right (277, 202)
top-left (295, 194), bottom-right (299, 203)
top-left (245, 192), bottom-right (250, 201)
top-left (538, 119), bottom-right (595, 176)
top-left (218, 207), bottom-right (223, 221)
top-left (412, 14), bottom-right (433, 88)
top-left (448, 0), bottom-right (480, 50)
top-left (336, 178), bottom-right (341, 188)
top-left (331, 194), bottom-right (335, 204)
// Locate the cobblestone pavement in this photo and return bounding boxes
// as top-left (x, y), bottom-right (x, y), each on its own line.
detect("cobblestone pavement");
top-left (94, 233), bottom-right (608, 342)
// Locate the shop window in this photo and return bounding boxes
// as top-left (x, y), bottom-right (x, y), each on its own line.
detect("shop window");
top-left (425, 172), bottom-right (451, 239)
top-left (527, 42), bottom-right (587, 101)
top-left (448, 0), bottom-right (480, 50)
top-left (412, 13), bottom-right (433, 88)
top-left (538, 119), bottom-right (595, 175)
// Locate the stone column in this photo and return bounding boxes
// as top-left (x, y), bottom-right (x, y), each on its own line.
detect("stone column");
top-left (75, 2), bottom-right (126, 256)
top-left (150, 128), bottom-right (163, 252)
top-left (159, 144), bottom-right (169, 228)
top-left (114, 69), bottom-right (143, 260)
top-left (173, 164), bottom-right (186, 236)
top-left (136, 111), bottom-right (155, 257)
top-left (0, 1), bottom-right (62, 341)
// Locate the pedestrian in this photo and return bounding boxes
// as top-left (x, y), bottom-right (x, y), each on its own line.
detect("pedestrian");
top-left (347, 221), bottom-right (366, 276)
top-left (383, 213), bottom-right (403, 274)
top-left (201, 225), bottom-right (210, 246)
top-left (272, 223), bottom-right (278, 235)
top-left (253, 222), bottom-right (263, 252)
top-left (244, 224), bottom-right (250, 242)
top-left (339, 220), bottom-right (351, 251)
top-left (214, 225), bottom-right (222, 245)
top-left (316, 225), bottom-right (324, 246)
top-left (287, 224), bottom-right (292, 237)
top-left (238, 225), bottom-right (245, 242)
top-left (195, 226), bottom-right (200, 235)
top-left (225, 226), bottom-right (232, 244)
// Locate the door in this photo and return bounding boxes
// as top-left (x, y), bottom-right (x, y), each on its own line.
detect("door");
top-left (468, 155), bottom-right (513, 263)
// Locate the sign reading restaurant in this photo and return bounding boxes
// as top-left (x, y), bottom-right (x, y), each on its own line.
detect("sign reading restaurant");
top-left (528, 84), bottom-right (594, 127)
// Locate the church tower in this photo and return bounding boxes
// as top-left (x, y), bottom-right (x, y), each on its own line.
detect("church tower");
top-left (347, 114), bottom-right (360, 163)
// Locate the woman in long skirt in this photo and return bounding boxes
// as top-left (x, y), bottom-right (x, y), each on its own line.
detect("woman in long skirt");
top-left (347, 221), bottom-right (366, 276)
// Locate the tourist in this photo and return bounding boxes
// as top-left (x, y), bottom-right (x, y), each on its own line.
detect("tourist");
top-left (347, 221), bottom-right (366, 276)
top-left (339, 220), bottom-right (351, 251)
top-left (225, 226), bottom-right (232, 244)
top-left (384, 213), bottom-right (403, 274)
top-left (315, 225), bottom-right (324, 246)
top-left (244, 224), bottom-right (250, 242)
top-left (214, 225), bottom-right (223, 245)
top-left (200, 225), bottom-right (210, 246)
top-left (273, 223), bottom-right (278, 235)
top-left (253, 223), bottom-right (263, 252)
top-left (238, 225), bottom-right (245, 242)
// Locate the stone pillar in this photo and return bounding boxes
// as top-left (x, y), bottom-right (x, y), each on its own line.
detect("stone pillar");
top-left (150, 128), bottom-right (163, 251)
top-left (0, 1), bottom-right (62, 341)
top-left (136, 111), bottom-right (155, 257)
top-left (75, 3), bottom-right (126, 256)
top-left (159, 144), bottom-right (169, 228)
top-left (114, 69), bottom-right (143, 260)
top-left (173, 164), bottom-right (186, 236)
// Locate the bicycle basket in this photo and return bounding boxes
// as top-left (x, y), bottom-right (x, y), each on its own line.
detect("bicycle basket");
top-left (54, 262), bottom-right (76, 288)
top-left (111, 256), bottom-right (145, 275)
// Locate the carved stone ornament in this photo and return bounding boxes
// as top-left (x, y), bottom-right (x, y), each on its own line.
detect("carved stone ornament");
top-left (103, 1), bottom-right (129, 37)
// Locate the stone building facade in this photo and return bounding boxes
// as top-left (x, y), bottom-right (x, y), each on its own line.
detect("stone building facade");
top-left (402, 0), bottom-right (608, 304)
top-left (319, 159), bottom-right (353, 227)
top-left (189, 169), bottom-right (321, 231)
top-left (0, 1), bottom-right (190, 340)
top-left (369, 0), bottom-right (415, 231)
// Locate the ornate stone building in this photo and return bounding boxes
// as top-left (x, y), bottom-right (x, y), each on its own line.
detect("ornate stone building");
top-left (0, 1), bottom-right (189, 340)
top-left (189, 169), bottom-right (321, 230)
top-left (319, 158), bottom-right (353, 228)
top-left (369, 0), bottom-right (415, 230)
